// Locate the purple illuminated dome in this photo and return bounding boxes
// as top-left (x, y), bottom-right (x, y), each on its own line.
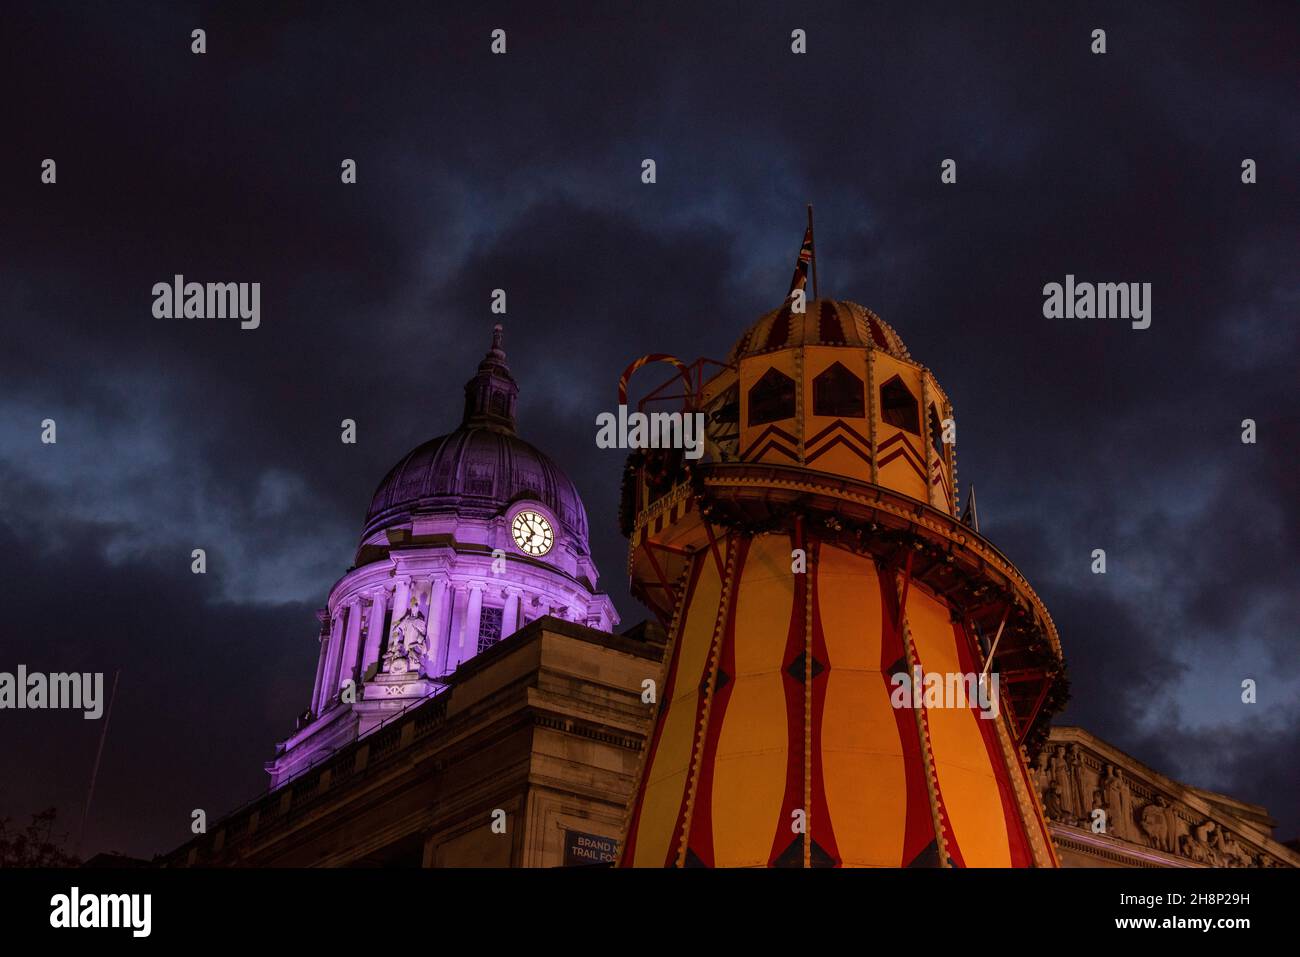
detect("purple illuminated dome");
top-left (360, 327), bottom-right (591, 564)
top-left (268, 325), bottom-right (618, 786)
top-left (363, 433), bottom-right (589, 557)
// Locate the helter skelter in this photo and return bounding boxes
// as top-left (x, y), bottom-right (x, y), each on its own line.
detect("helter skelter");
top-left (617, 211), bottom-right (1068, 867)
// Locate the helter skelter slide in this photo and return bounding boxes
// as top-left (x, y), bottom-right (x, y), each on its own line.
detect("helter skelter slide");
top-left (616, 279), bottom-right (1069, 867)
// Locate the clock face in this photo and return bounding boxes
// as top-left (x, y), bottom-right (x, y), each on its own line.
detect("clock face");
top-left (511, 510), bottom-right (554, 556)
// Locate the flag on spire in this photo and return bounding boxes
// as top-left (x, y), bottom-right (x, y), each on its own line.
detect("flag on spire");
top-left (787, 224), bottom-right (814, 298)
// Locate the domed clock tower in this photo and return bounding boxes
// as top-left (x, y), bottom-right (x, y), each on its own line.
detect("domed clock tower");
top-left (268, 325), bottom-right (619, 786)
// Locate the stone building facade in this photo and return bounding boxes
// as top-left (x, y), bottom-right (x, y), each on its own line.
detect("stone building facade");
top-left (1037, 726), bottom-right (1298, 868)
top-left (166, 618), bottom-right (664, 867)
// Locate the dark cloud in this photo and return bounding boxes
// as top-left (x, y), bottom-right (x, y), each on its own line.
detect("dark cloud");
top-left (1, 1), bottom-right (1296, 856)
top-left (0, 517), bottom-right (313, 858)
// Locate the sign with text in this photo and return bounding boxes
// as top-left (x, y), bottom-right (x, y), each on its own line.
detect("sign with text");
top-left (563, 829), bottom-right (619, 866)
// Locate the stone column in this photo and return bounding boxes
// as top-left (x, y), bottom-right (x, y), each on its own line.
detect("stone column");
top-left (392, 576), bottom-right (412, 623)
top-left (425, 580), bottom-right (449, 674)
top-left (439, 585), bottom-right (465, 675)
top-left (310, 609), bottom-right (330, 715)
top-left (318, 610), bottom-right (345, 712)
top-left (361, 585), bottom-right (389, 678)
top-left (501, 588), bottom-right (520, 639)
top-left (337, 598), bottom-right (364, 691)
top-left (463, 584), bottom-right (484, 662)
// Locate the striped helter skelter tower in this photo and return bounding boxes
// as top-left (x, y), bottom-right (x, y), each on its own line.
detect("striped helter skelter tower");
top-left (617, 298), bottom-right (1068, 867)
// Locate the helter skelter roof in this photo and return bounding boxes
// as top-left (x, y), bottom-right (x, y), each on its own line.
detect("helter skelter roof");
top-left (727, 299), bottom-right (912, 363)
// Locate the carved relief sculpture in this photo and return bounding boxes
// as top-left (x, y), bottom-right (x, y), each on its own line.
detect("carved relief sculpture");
top-left (1139, 797), bottom-right (1172, 852)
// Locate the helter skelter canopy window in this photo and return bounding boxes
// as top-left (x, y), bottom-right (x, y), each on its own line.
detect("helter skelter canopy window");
top-left (929, 404), bottom-right (945, 461)
top-left (748, 367), bottom-right (797, 426)
top-left (879, 375), bottom-right (920, 434)
top-left (812, 362), bottom-right (865, 418)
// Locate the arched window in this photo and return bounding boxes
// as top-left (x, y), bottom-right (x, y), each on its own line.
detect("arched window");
top-left (748, 367), bottom-right (796, 426)
top-left (880, 375), bottom-right (919, 434)
top-left (813, 362), bottom-right (865, 417)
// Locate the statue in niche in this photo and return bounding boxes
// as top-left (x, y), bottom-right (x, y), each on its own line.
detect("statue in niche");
top-left (1186, 820), bottom-right (1226, 866)
top-left (1032, 749), bottom-right (1050, 791)
top-left (1211, 827), bottom-right (1249, 868)
top-left (1139, 796), bottom-right (1174, 852)
top-left (1065, 744), bottom-right (1088, 816)
top-left (1042, 781), bottom-right (1067, 821)
top-left (1048, 746), bottom-right (1076, 821)
top-left (383, 595), bottom-right (428, 676)
top-left (1080, 769), bottom-right (1102, 825)
top-left (1101, 765), bottom-right (1132, 840)
top-left (1031, 750), bottom-right (1052, 810)
top-left (1205, 826), bottom-right (1227, 867)
top-left (1162, 795), bottom-right (1180, 847)
top-left (1180, 831), bottom-right (1209, 864)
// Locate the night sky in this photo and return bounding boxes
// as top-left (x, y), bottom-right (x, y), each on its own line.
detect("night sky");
top-left (2, 2), bottom-right (1296, 860)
